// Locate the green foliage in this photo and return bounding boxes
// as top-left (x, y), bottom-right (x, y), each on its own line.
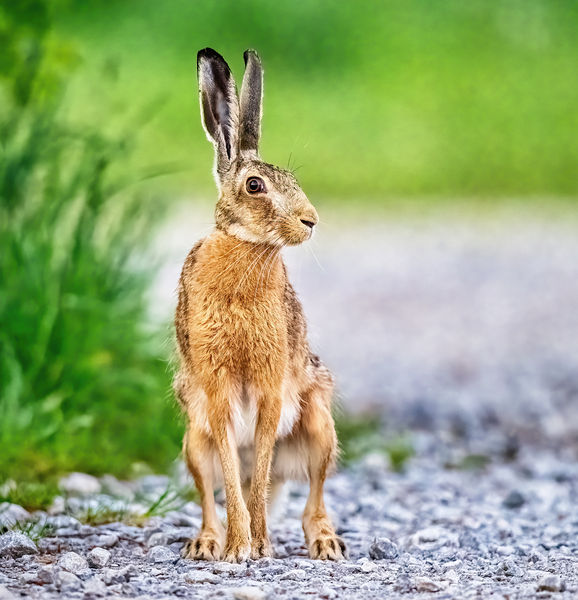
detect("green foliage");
top-left (3, 517), bottom-right (55, 541)
top-left (52, 0), bottom-right (578, 201)
top-left (0, 480), bottom-right (59, 511)
top-left (336, 414), bottom-right (414, 471)
top-left (0, 1), bottom-right (182, 482)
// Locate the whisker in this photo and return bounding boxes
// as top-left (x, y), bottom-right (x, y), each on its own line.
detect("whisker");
top-left (253, 243), bottom-right (280, 302)
top-left (234, 242), bottom-right (275, 295)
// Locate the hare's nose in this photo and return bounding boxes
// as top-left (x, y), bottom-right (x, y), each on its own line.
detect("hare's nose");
top-left (300, 219), bottom-right (316, 229)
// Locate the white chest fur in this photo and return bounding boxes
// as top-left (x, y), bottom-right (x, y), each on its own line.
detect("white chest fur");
top-left (232, 383), bottom-right (300, 448)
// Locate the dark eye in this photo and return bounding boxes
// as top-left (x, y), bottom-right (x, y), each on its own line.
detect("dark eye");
top-left (246, 177), bottom-right (266, 194)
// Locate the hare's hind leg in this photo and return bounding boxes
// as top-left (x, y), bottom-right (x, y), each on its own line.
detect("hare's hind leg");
top-left (300, 372), bottom-right (346, 560)
top-left (182, 424), bottom-right (224, 560)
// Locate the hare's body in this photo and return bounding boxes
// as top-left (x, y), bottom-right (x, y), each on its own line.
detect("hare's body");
top-left (175, 49), bottom-right (344, 562)
top-left (175, 231), bottom-right (334, 470)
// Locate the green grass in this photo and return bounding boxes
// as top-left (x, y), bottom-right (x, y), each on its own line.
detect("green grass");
top-left (6, 518), bottom-right (55, 542)
top-left (50, 0), bottom-right (578, 202)
top-left (0, 2), bottom-right (183, 482)
top-left (336, 415), bottom-right (414, 472)
top-left (0, 481), bottom-right (60, 512)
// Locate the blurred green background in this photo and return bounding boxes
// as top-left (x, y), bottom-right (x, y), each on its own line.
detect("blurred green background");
top-left (1, 0), bottom-right (577, 493)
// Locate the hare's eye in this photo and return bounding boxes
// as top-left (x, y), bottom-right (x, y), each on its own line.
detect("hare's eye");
top-left (246, 177), bottom-right (266, 194)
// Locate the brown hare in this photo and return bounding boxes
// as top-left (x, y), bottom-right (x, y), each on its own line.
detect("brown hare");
top-left (174, 48), bottom-right (345, 563)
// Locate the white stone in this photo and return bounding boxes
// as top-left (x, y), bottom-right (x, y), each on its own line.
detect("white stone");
top-left (146, 545), bottom-right (176, 563)
top-left (279, 568), bottom-right (307, 580)
top-left (59, 472), bottom-right (101, 496)
top-left (83, 576), bottom-right (108, 596)
top-left (0, 585), bottom-right (17, 600)
top-left (231, 586), bottom-right (270, 600)
top-left (537, 574), bottom-right (564, 592)
top-left (0, 503), bottom-right (30, 528)
top-left (57, 551), bottom-right (89, 574)
top-left (415, 577), bottom-right (447, 593)
top-left (184, 571), bottom-right (222, 584)
top-left (0, 531), bottom-right (38, 558)
top-left (88, 547), bottom-right (111, 568)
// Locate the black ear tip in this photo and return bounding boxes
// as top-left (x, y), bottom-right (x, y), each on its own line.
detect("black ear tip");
top-left (243, 49), bottom-right (261, 66)
top-left (197, 47), bottom-right (226, 66)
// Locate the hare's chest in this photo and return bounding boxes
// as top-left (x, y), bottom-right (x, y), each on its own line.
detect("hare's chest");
top-left (233, 384), bottom-right (300, 448)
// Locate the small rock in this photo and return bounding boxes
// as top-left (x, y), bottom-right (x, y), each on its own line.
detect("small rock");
top-left (92, 533), bottom-right (119, 548)
top-left (47, 515), bottom-right (81, 530)
top-left (357, 557), bottom-right (378, 572)
top-left (88, 547), bottom-right (111, 568)
top-left (0, 503), bottom-right (30, 528)
top-left (503, 490), bottom-right (525, 509)
top-left (231, 586), bottom-right (270, 600)
top-left (212, 561), bottom-right (246, 574)
top-left (279, 568), bottom-right (307, 580)
top-left (499, 559), bottom-right (523, 578)
top-left (537, 574), bottom-right (565, 592)
top-left (100, 565), bottom-right (134, 585)
top-left (184, 571), bottom-right (222, 584)
top-left (39, 566), bottom-right (55, 584)
top-left (59, 472), bottom-right (101, 496)
top-left (146, 531), bottom-right (168, 548)
top-left (0, 531), bottom-right (38, 558)
top-left (146, 545), bottom-right (176, 563)
top-left (100, 475), bottom-right (135, 500)
top-left (0, 586), bottom-right (17, 600)
top-left (54, 569), bottom-right (82, 591)
top-left (58, 551), bottom-right (89, 574)
top-left (415, 577), bottom-right (445, 593)
top-left (369, 537), bottom-right (399, 560)
top-left (84, 576), bottom-right (108, 596)
top-left (412, 526), bottom-right (445, 544)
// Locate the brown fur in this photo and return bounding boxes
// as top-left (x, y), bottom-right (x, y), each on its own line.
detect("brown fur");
top-left (175, 48), bottom-right (345, 562)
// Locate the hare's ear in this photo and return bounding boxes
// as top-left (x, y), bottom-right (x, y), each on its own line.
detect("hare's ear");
top-left (239, 49), bottom-right (263, 157)
top-left (197, 48), bottom-right (239, 174)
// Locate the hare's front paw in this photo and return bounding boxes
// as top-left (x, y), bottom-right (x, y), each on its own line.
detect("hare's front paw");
top-left (304, 516), bottom-right (346, 560)
top-left (222, 526), bottom-right (251, 562)
top-left (182, 534), bottom-right (222, 561)
top-left (251, 536), bottom-right (273, 560)
top-left (308, 534), bottom-right (347, 560)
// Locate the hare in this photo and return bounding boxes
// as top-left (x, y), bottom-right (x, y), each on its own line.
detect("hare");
top-left (174, 48), bottom-right (345, 563)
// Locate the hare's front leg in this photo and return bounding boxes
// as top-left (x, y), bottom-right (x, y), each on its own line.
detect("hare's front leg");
top-left (301, 384), bottom-right (347, 560)
top-left (182, 425), bottom-right (224, 560)
top-left (207, 381), bottom-right (251, 562)
top-left (247, 388), bottom-right (282, 559)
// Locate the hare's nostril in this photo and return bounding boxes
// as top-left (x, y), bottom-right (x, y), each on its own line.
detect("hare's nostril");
top-left (300, 219), bottom-right (315, 229)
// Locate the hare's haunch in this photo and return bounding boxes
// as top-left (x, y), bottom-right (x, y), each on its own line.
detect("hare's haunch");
top-left (174, 48), bottom-right (345, 562)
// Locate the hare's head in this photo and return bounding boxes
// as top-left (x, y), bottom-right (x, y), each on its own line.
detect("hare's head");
top-left (197, 48), bottom-right (318, 246)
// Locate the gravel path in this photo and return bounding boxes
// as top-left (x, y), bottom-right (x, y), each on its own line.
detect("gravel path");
top-left (2, 208), bottom-right (577, 598)
top-left (1, 455), bottom-right (577, 599)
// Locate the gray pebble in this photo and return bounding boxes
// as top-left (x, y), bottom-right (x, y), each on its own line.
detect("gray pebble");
top-left (537, 574), bottom-right (565, 592)
top-left (0, 504), bottom-right (30, 529)
top-left (59, 472), bottom-right (101, 496)
top-left (0, 531), bottom-right (38, 558)
top-left (54, 569), bottom-right (81, 591)
top-left (57, 551), bottom-right (89, 574)
top-left (231, 586), bottom-right (270, 600)
top-left (369, 537), bottom-right (399, 560)
top-left (83, 576), bottom-right (108, 596)
top-left (183, 570), bottom-right (222, 584)
top-left (100, 565), bottom-right (134, 585)
top-left (279, 568), bottom-right (307, 580)
top-left (146, 545), bottom-right (176, 563)
top-left (503, 490), bottom-right (525, 509)
top-left (87, 547), bottom-right (111, 568)
top-left (0, 585), bottom-right (17, 600)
